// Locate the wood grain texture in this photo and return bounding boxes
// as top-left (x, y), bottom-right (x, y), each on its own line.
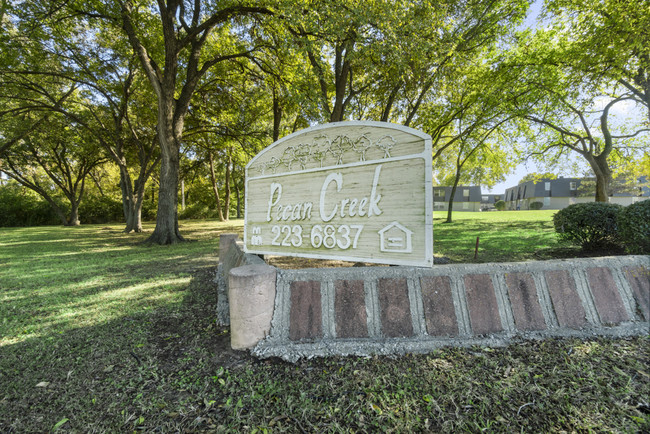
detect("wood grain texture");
top-left (245, 121), bottom-right (433, 267)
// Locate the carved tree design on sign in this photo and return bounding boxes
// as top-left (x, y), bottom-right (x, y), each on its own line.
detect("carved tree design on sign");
top-left (352, 134), bottom-right (372, 161)
top-left (329, 135), bottom-right (353, 165)
top-left (281, 146), bottom-right (297, 171)
top-left (250, 131), bottom-right (404, 175)
top-left (376, 135), bottom-right (396, 158)
top-left (311, 134), bottom-right (331, 167)
top-left (265, 156), bottom-right (281, 174)
top-left (294, 143), bottom-right (311, 170)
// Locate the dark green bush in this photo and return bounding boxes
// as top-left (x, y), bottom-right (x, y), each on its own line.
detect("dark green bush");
top-left (495, 200), bottom-right (506, 211)
top-left (141, 200), bottom-right (157, 221)
top-left (553, 202), bottom-right (623, 251)
top-left (529, 201), bottom-right (544, 210)
top-left (617, 199), bottom-right (650, 254)
top-left (178, 203), bottom-right (219, 220)
top-left (79, 195), bottom-right (123, 224)
top-left (0, 183), bottom-right (60, 226)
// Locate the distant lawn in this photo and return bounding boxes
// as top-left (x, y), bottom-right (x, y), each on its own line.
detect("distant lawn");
top-left (1, 219), bottom-right (647, 432)
top-left (433, 210), bottom-right (574, 263)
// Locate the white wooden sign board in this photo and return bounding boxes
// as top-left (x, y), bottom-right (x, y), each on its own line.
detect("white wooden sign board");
top-left (244, 121), bottom-right (433, 267)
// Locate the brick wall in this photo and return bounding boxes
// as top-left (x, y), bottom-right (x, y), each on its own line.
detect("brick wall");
top-left (218, 235), bottom-right (649, 362)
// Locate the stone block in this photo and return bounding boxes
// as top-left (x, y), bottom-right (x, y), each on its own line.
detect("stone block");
top-left (420, 276), bottom-right (458, 336)
top-left (623, 266), bottom-right (650, 321)
top-left (377, 278), bottom-right (413, 338)
top-left (586, 267), bottom-right (629, 324)
top-left (464, 274), bottom-right (502, 335)
top-left (335, 280), bottom-right (368, 338)
top-left (544, 270), bottom-right (587, 329)
top-left (228, 264), bottom-right (276, 350)
top-left (221, 240), bottom-right (244, 280)
top-left (505, 272), bottom-right (546, 331)
top-left (289, 281), bottom-right (323, 341)
top-left (219, 234), bottom-right (239, 264)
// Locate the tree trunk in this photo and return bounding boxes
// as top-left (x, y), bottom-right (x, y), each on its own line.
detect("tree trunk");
top-left (208, 151), bottom-right (225, 221)
top-left (272, 87), bottom-right (282, 142)
top-left (223, 152), bottom-right (231, 221)
top-left (119, 167), bottom-right (134, 230)
top-left (180, 179), bottom-right (185, 210)
top-left (380, 82), bottom-right (401, 122)
top-left (146, 127), bottom-right (184, 244)
top-left (119, 165), bottom-right (146, 233)
top-left (125, 203), bottom-right (143, 233)
top-left (124, 184), bottom-right (145, 233)
top-left (235, 181), bottom-right (242, 219)
top-left (586, 153), bottom-right (612, 202)
top-left (446, 177), bottom-right (461, 224)
top-left (66, 202), bottom-right (81, 226)
top-left (64, 177), bottom-right (85, 226)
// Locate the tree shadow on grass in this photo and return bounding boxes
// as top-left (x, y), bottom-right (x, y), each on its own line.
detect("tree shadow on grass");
top-left (0, 266), bottom-right (252, 433)
top-left (2, 265), bottom-right (648, 433)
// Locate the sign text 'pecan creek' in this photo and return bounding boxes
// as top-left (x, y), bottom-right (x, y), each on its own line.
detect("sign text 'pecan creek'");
top-left (244, 121), bottom-right (433, 267)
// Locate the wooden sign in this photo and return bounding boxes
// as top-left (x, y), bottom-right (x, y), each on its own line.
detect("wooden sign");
top-left (244, 121), bottom-right (433, 267)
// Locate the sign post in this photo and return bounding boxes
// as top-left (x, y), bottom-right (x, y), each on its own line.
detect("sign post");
top-left (244, 121), bottom-right (433, 267)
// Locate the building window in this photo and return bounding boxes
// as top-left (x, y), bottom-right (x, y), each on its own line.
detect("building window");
top-left (570, 182), bottom-right (577, 190)
top-left (482, 196), bottom-right (488, 202)
top-left (462, 202), bottom-right (469, 210)
top-left (544, 197), bottom-right (550, 207)
top-left (545, 182), bottom-right (551, 191)
top-left (463, 189), bottom-right (470, 198)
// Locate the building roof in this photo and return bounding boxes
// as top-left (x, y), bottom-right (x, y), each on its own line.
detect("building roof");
top-left (504, 176), bottom-right (650, 200)
top-left (505, 177), bottom-right (582, 200)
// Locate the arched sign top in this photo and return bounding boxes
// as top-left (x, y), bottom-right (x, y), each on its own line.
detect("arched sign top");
top-left (246, 121), bottom-right (431, 178)
top-left (245, 121), bottom-right (433, 267)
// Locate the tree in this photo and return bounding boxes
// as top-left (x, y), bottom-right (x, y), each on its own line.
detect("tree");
top-left (0, 115), bottom-right (106, 225)
top-left (393, 0), bottom-right (529, 127)
top-left (114, 1), bottom-right (274, 244)
top-left (35, 1), bottom-right (275, 242)
top-left (1, 1), bottom-right (161, 233)
top-left (434, 123), bottom-right (517, 222)
top-left (185, 62), bottom-right (273, 221)
top-left (281, 1), bottom-right (386, 122)
top-left (543, 0), bottom-right (650, 121)
top-left (514, 79), bottom-right (647, 201)
top-left (519, 172), bottom-right (557, 183)
top-left (281, 0), bottom-right (529, 125)
top-left (0, 26), bottom-right (75, 156)
top-left (502, 21), bottom-right (649, 202)
top-left (424, 56), bottom-right (522, 222)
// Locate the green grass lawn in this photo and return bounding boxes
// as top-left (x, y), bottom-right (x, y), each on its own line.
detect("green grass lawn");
top-left (433, 210), bottom-right (568, 262)
top-left (1, 217), bottom-right (648, 432)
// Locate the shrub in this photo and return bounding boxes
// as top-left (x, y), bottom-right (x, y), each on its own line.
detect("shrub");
top-left (553, 202), bottom-right (623, 251)
top-left (179, 203), bottom-right (219, 220)
top-left (529, 201), bottom-right (544, 210)
top-left (617, 199), bottom-right (650, 254)
top-left (141, 200), bottom-right (157, 221)
top-left (0, 183), bottom-right (60, 226)
top-left (79, 195), bottom-right (123, 224)
top-left (494, 200), bottom-right (506, 211)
